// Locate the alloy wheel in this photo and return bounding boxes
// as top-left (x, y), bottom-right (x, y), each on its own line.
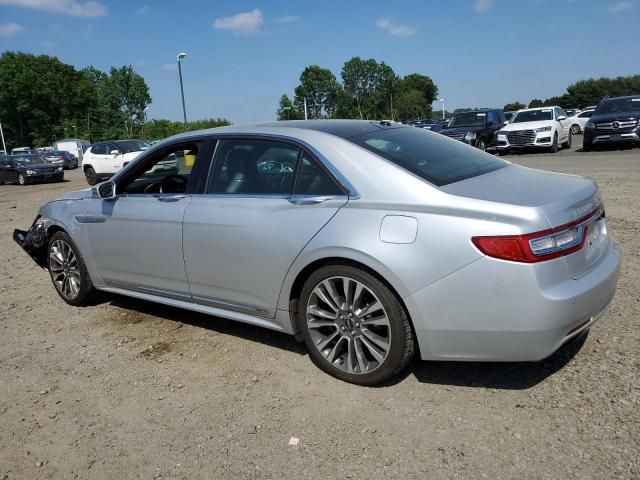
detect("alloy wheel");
top-left (571, 125), bottom-right (580, 135)
top-left (306, 276), bottom-right (392, 375)
top-left (49, 239), bottom-right (81, 299)
top-left (18, 174), bottom-right (25, 185)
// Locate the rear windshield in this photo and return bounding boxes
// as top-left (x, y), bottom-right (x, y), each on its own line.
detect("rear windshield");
top-left (348, 127), bottom-right (507, 186)
top-left (595, 97), bottom-right (640, 115)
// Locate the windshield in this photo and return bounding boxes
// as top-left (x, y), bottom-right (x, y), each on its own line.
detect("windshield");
top-left (115, 140), bottom-right (150, 153)
top-left (449, 112), bottom-right (486, 128)
top-left (349, 127), bottom-right (507, 187)
top-left (511, 109), bottom-right (553, 123)
top-left (12, 155), bottom-right (43, 164)
top-left (595, 98), bottom-right (640, 115)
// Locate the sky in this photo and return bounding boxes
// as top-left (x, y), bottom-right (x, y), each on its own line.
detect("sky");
top-left (0, 0), bottom-right (639, 123)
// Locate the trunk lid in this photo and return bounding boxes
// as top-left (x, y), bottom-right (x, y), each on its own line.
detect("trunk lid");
top-left (442, 164), bottom-right (608, 278)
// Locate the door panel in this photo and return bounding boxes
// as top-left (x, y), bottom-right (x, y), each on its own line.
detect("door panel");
top-left (84, 195), bottom-right (191, 295)
top-left (183, 196), bottom-right (346, 318)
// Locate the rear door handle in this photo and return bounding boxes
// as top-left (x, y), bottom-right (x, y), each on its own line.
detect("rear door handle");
top-left (156, 195), bottom-right (186, 203)
top-left (286, 196), bottom-right (330, 206)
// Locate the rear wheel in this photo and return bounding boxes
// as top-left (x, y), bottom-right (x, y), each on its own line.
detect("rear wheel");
top-left (298, 265), bottom-right (415, 385)
top-left (571, 124), bottom-right (581, 135)
top-left (84, 166), bottom-right (97, 185)
top-left (47, 231), bottom-right (96, 306)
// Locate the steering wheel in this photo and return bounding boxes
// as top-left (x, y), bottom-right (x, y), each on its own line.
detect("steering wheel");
top-left (160, 174), bottom-right (188, 194)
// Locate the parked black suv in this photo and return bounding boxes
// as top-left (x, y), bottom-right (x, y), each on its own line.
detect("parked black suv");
top-left (583, 95), bottom-right (640, 150)
top-left (438, 109), bottom-right (506, 151)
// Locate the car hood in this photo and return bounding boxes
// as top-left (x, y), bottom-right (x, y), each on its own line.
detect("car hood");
top-left (499, 120), bottom-right (552, 131)
top-left (56, 188), bottom-right (93, 201)
top-left (590, 112), bottom-right (640, 123)
top-left (441, 126), bottom-right (485, 134)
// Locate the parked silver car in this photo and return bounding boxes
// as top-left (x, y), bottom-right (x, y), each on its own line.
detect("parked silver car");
top-left (14, 121), bottom-right (620, 385)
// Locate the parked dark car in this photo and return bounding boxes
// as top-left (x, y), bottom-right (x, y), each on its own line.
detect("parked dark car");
top-left (438, 109), bottom-right (506, 151)
top-left (405, 118), bottom-right (445, 132)
top-left (42, 151), bottom-right (78, 169)
top-left (0, 154), bottom-right (64, 185)
top-left (504, 111), bottom-right (515, 122)
top-left (583, 96), bottom-right (640, 150)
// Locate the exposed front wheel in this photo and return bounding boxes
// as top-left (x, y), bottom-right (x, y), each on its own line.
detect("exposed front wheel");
top-left (562, 131), bottom-right (572, 149)
top-left (18, 174), bottom-right (26, 185)
top-left (550, 133), bottom-right (559, 153)
top-left (299, 265), bottom-right (415, 385)
top-left (571, 124), bottom-right (581, 135)
top-left (84, 166), bottom-right (97, 185)
top-left (47, 231), bottom-right (96, 306)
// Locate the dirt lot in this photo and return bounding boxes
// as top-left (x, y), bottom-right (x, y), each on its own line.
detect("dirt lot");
top-left (1, 139), bottom-right (639, 479)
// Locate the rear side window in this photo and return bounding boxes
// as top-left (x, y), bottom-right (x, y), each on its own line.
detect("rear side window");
top-left (294, 154), bottom-right (343, 196)
top-left (349, 127), bottom-right (507, 187)
top-left (208, 139), bottom-right (299, 195)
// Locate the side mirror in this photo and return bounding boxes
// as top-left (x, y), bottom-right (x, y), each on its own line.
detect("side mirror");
top-left (503, 120), bottom-right (509, 125)
top-left (110, 150), bottom-right (119, 156)
top-left (557, 115), bottom-right (566, 121)
top-left (94, 180), bottom-right (117, 200)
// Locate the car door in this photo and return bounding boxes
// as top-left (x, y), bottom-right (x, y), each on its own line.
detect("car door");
top-left (182, 137), bottom-right (349, 319)
top-left (83, 139), bottom-right (209, 298)
top-left (556, 108), bottom-right (569, 141)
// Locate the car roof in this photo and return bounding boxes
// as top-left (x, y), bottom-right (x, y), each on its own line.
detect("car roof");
top-left (256, 120), bottom-right (407, 139)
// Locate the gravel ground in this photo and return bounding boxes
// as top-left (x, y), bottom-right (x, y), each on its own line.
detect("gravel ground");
top-left (1, 139), bottom-right (639, 479)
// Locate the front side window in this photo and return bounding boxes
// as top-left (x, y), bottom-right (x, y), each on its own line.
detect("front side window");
top-left (486, 111), bottom-right (496, 125)
top-left (294, 154), bottom-right (343, 196)
top-left (208, 139), bottom-right (299, 195)
top-left (349, 127), bottom-right (507, 187)
top-left (115, 140), bottom-right (150, 153)
top-left (91, 144), bottom-right (104, 155)
top-left (578, 111), bottom-right (592, 118)
top-left (120, 143), bottom-right (198, 195)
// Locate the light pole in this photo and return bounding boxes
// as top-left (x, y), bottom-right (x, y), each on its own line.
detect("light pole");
top-left (142, 107), bottom-right (149, 140)
top-left (177, 52), bottom-right (188, 125)
top-left (0, 120), bottom-right (6, 154)
top-left (439, 98), bottom-right (446, 119)
top-left (282, 106), bottom-right (291, 120)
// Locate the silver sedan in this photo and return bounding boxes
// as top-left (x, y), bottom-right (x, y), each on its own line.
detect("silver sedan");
top-left (14, 120), bottom-right (621, 385)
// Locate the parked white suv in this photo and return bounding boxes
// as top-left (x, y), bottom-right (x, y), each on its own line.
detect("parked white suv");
top-left (497, 107), bottom-right (571, 154)
top-left (569, 109), bottom-right (595, 135)
top-left (82, 139), bottom-right (150, 185)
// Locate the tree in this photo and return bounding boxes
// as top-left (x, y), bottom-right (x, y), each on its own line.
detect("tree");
top-left (340, 57), bottom-right (399, 120)
top-left (396, 73), bottom-right (438, 121)
top-left (528, 98), bottom-right (545, 108)
top-left (503, 101), bottom-right (525, 111)
top-left (294, 66), bottom-right (341, 119)
top-left (276, 94), bottom-right (303, 120)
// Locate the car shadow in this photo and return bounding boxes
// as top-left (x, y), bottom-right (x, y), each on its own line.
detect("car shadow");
top-left (106, 294), bottom-right (308, 356)
top-left (385, 331), bottom-right (589, 390)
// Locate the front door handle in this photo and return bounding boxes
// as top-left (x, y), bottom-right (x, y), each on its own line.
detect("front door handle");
top-left (286, 196), bottom-right (330, 206)
top-left (157, 195), bottom-right (186, 203)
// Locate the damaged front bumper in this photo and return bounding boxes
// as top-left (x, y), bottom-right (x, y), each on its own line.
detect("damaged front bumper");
top-left (13, 217), bottom-right (48, 268)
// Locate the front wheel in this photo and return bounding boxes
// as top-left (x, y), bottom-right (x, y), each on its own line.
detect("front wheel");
top-left (298, 265), bottom-right (415, 385)
top-left (18, 174), bottom-right (27, 185)
top-left (47, 231), bottom-right (96, 306)
top-left (562, 131), bottom-right (572, 149)
top-left (550, 133), bottom-right (559, 153)
top-left (571, 124), bottom-right (581, 135)
top-left (476, 138), bottom-right (487, 152)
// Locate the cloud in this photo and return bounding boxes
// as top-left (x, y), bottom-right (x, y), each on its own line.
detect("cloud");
top-left (0, 22), bottom-right (22, 36)
top-left (607, 1), bottom-right (634, 12)
top-left (137, 5), bottom-right (150, 15)
top-left (0, 0), bottom-right (106, 17)
top-left (376, 18), bottom-right (416, 37)
top-left (277, 15), bottom-right (299, 23)
top-left (213, 9), bottom-right (263, 34)
top-left (161, 63), bottom-right (178, 72)
top-left (473, 0), bottom-right (495, 13)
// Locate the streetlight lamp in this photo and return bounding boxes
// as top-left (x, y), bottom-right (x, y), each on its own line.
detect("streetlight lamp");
top-left (282, 106), bottom-right (291, 120)
top-left (177, 52), bottom-right (188, 125)
top-left (439, 98), bottom-right (447, 119)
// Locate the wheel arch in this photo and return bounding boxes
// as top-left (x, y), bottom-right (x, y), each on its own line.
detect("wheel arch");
top-left (283, 252), bottom-right (415, 343)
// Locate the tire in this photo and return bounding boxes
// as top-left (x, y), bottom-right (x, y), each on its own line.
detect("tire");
top-left (18, 174), bottom-right (27, 185)
top-left (571, 124), bottom-right (581, 135)
top-left (84, 166), bottom-right (98, 185)
top-left (562, 131), bottom-right (572, 149)
top-left (47, 231), bottom-right (96, 306)
top-left (298, 265), bottom-right (415, 386)
top-left (550, 133), bottom-right (558, 153)
top-left (477, 138), bottom-right (487, 152)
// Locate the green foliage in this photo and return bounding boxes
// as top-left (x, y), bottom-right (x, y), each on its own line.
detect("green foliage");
top-left (280, 58), bottom-right (438, 122)
top-left (144, 118), bottom-right (230, 141)
top-left (528, 75), bottom-right (640, 109)
top-left (503, 101), bottom-right (526, 111)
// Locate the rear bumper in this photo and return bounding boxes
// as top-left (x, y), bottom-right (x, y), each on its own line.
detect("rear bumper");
top-left (405, 241), bottom-right (621, 361)
top-left (13, 220), bottom-right (48, 268)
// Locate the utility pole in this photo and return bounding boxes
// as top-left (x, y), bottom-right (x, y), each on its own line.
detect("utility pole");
top-left (303, 98), bottom-right (308, 120)
top-left (177, 52), bottom-right (188, 125)
top-left (0, 121), bottom-right (6, 154)
top-left (439, 98), bottom-right (447, 119)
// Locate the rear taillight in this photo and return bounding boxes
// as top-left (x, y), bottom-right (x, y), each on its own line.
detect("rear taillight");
top-left (472, 204), bottom-right (604, 263)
